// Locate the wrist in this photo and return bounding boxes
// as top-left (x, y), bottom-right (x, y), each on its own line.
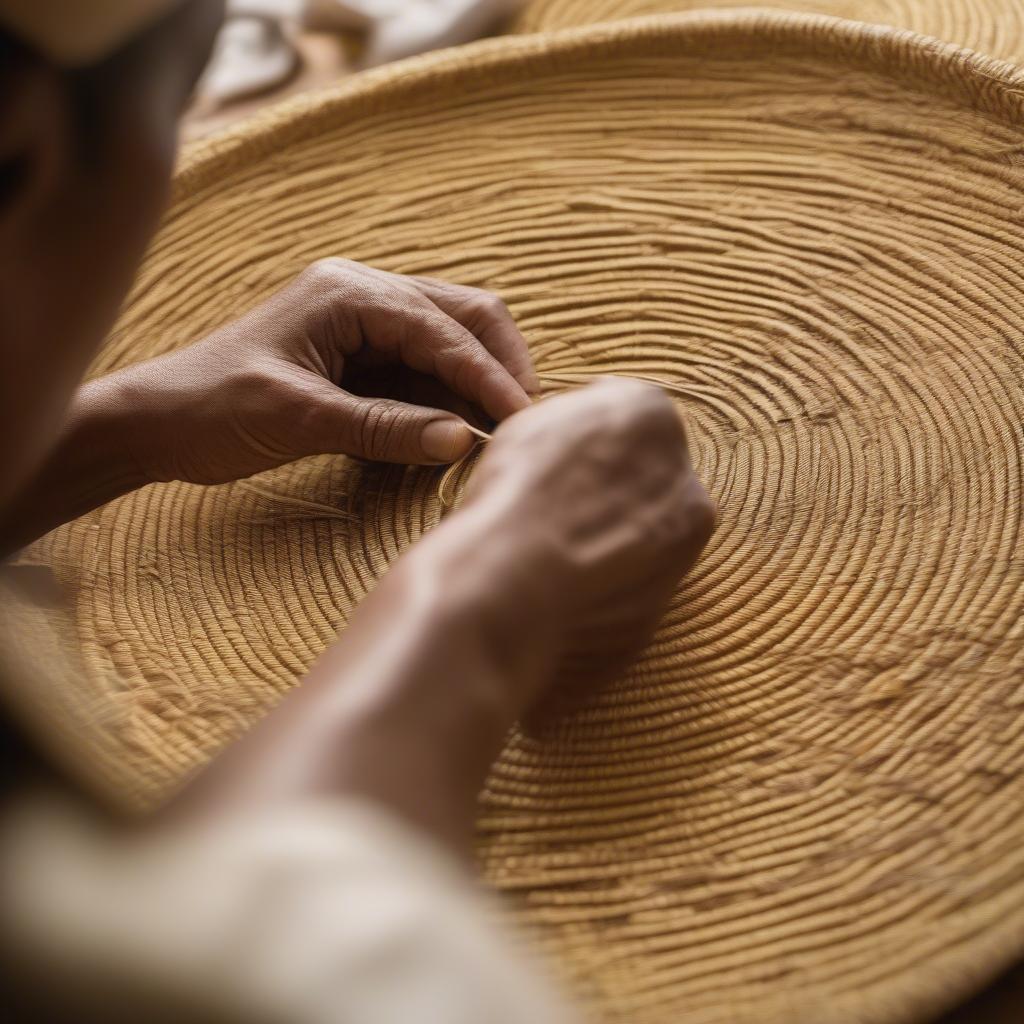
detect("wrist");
top-left (407, 503), bottom-right (564, 706)
top-left (0, 378), bottom-right (150, 555)
top-left (84, 362), bottom-right (188, 487)
top-left (321, 514), bottom-right (564, 846)
top-left (70, 376), bottom-right (153, 492)
top-left (316, 534), bottom-right (529, 772)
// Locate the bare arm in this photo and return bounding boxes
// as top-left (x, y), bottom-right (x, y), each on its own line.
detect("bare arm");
top-left (165, 380), bottom-right (716, 860)
top-left (167, 518), bottom-right (527, 853)
top-left (0, 378), bottom-right (146, 557)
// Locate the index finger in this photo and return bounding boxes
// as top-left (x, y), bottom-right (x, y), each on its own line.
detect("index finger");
top-left (389, 295), bottom-right (533, 422)
top-left (411, 278), bottom-right (541, 399)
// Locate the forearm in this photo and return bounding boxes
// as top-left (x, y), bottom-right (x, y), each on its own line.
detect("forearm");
top-left (167, 509), bottom-right (552, 857)
top-left (0, 377), bottom-right (148, 557)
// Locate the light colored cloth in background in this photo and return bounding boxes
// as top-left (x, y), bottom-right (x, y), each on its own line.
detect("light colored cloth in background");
top-left (1, 794), bottom-right (582, 1023)
top-left (199, 13), bottom-right (301, 103)
top-left (309, 0), bottom-right (525, 66)
top-left (200, 0), bottom-right (524, 104)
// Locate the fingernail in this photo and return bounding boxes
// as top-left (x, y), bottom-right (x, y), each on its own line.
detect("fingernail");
top-left (422, 419), bottom-right (473, 463)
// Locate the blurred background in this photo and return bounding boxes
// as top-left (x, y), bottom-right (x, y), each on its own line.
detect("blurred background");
top-left (185, 0), bottom-right (525, 140)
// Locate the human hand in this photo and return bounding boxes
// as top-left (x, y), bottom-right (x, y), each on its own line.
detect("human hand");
top-left (103, 258), bottom-right (539, 485)
top-left (423, 377), bottom-right (717, 712)
top-left (167, 379), bottom-right (714, 852)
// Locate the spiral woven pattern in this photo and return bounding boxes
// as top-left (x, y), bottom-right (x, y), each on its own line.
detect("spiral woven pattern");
top-left (514, 0), bottom-right (1024, 64)
top-left (25, 12), bottom-right (1024, 1023)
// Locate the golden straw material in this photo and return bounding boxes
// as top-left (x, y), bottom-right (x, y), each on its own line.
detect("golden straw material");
top-left (514, 0), bottom-right (1024, 64)
top-left (17, 11), bottom-right (1024, 1022)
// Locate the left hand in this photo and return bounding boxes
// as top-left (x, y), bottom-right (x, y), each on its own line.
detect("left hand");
top-left (97, 259), bottom-right (539, 485)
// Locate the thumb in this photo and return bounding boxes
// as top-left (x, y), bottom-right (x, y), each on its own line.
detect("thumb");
top-left (315, 388), bottom-right (477, 465)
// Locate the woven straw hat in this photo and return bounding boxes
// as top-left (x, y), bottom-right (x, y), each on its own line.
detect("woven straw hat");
top-left (20, 10), bottom-right (1024, 1022)
top-left (514, 0), bottom-right (1024, 64)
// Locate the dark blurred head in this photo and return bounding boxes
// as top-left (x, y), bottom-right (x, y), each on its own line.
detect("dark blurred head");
top-left (0, 0), bottom-right (223, 508)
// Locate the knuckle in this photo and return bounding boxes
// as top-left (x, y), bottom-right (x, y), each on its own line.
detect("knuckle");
top-left (292, 400), bottom-right (329, 446)
top-left (350, 400), bottom-right (410, 460)
top-left (472, 290), bottom-right (510, 319)
top-left (407, 289), bottom-right (448, 324)
top-left (435, 323), bottom-right (484, 372)
top-left (633, 385), bottom-right (678, 421)
top-left (449, 288), bottom-right (510, 331)
top-left (277, 380), bottom-right (327, 440)
top-left (603, 381), bottom-right (682, 437)
top-left (296, 259), bottom-right (360, 318)
top-left (299, 257), bottom-right (349, 290)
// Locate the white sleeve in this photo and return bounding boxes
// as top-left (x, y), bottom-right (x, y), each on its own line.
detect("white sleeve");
top-left (1, 796), bottom-right (584, 1024)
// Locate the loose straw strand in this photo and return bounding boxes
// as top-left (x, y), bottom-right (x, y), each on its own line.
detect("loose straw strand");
top-left (235, 480), bottom-right (356, 521)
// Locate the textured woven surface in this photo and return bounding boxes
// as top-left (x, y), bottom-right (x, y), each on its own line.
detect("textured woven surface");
top-left (23, 12), bottom-right (1024, 1023)
top-left (514, 0), bottom-right (1024, 63)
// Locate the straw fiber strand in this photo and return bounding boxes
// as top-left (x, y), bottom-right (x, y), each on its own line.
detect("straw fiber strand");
top-left (514, 0), bottom-right (1024, 65)
top-left (21, 13), bottom-right (1024, 1024)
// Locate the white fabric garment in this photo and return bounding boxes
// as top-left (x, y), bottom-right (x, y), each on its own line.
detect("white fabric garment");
top-left (0, 794), bottom-right (582, 1024)
top-left (199, 0), bottom-right (524, 104)
top-left (198, 14), bottom-right (300, 104)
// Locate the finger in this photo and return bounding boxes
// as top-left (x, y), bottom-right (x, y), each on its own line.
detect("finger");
top-left (393, 300), bottom-right (533, 423)
top-left (344, 364), bottom-right (490, 431)
top-left (412, 278), bottom-right (541, 398)
top-left (309, 261), bottom-right (533, 422)
top-left (313, 386), bottom-right (477, 465)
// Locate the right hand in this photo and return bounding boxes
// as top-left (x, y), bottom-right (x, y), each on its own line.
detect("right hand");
top-left (167, 379), bottom-right (714, 850)
top-left (435, 377), bottom-right (716, 711)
